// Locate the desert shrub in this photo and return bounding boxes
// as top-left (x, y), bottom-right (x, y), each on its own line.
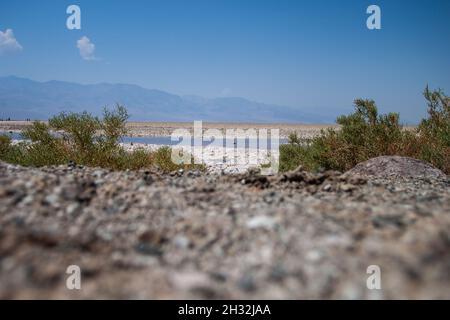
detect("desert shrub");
top-left (308, 99), bottom-right (406, 171)
top-left (412, 86), bottom-right (450, 173)
top-left (0, 135), bottom-right (27, 165)
top-left (287, 132), bottom-right (302, 145)
top-left (106, 148), bottom-right (153, 171)
top-left (279, 144), bottom-right (304, 172)
top-left (19, 121), bottom-right (69, 166)
top-left (48, 110), bottom-right (103, 164)
top-left (150, 146), bottom-right (204, 173)
top-left (151, 146), bottom-right (195, 172)
top-left (279, 132), bottom-right (318, 171)
top-left (152, 146), bottom-right (178, 172)
top-left (98, 106), bottom-right (129, 150)
top-left (0, 134), bottom-right (11, 156)
top-left (125, 148), bottom-right (153, 171)
top-left (420, 86), bottom-right (450, 144)
top-left (279, 133), bottom-right (308, 172)
top-left (12, 105), bottom-right (129, 168)
top-left (1, 106), bottom-right (205, 172)
top-left (280, 87), bottom-right (450, 174)
top-left (284, 99), bottom-right (407, 172)
top-left (0, 106), bottom-right (131, 169)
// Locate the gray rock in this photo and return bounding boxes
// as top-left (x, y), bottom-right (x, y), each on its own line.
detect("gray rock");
top-left (346, 156), bottom-right (447, 179)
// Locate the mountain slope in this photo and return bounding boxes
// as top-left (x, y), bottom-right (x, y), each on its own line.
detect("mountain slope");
top-left (0, 76), bottom-right (332, 123)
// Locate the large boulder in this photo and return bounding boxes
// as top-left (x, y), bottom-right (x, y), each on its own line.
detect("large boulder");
top-left (346, 156), bottom-right (447, 179)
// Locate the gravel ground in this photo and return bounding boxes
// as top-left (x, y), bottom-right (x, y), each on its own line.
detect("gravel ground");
top-left (0, 159), bottom-right (449, 299)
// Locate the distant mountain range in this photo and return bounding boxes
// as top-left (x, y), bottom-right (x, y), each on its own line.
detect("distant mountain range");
top-left (0, 76), bottom-right (335, 123)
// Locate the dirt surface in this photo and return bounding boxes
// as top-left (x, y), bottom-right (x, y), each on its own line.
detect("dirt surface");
top-left (0, 160), bottom-right (449, 299)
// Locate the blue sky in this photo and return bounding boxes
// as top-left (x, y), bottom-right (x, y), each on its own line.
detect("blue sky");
top-left (0, 0), bottom-right (449, 123)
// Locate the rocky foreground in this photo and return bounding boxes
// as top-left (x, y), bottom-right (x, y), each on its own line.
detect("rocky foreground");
top-left (0, 157), bottom-right (449, 299)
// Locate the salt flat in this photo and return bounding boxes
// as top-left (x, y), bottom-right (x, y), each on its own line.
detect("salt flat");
top-left (0, 121), bottom-right (337, 139)
top-left (121, 142), bottom-right (279, 175)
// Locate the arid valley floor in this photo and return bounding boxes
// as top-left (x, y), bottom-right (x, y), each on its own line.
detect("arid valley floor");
top-left (0, 121), bottom-right (336, 139)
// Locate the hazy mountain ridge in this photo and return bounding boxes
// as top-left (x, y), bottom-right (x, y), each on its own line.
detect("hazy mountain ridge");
top-left (0, 76), bottom-right (333, 123)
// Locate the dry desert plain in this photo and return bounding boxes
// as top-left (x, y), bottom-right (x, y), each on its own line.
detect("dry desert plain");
top-left (0, 121), bottom-right (338, 139)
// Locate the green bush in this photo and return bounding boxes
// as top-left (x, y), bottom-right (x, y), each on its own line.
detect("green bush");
top-left (413, 86), bottom-right (450, 173)
top-left (102, 147), bottom-right (153, 171)
top-left (279, 139), bottom-right (308, 172)
top-left (0, 134), bottom-right (11, 155)
top-left (48, 111), bottom-right (101, 163)
top-left (152, 146), bottom-right (204, 173)
top-left (125, 148), bottom-right (153, 171)
top-left (0, 135), bottom-right (23, 164)
top-left (15, 106), bottom-right (130, 168)
top-left (0, 106), bottom-right (204, 173)
top-left (420, 86), bottom-right (450, 144)
top-left (19, 121), bottom-right (68, 166)
top-left (45, 105), bottom-right (129, 166)
top-left (280, 87), bottom-right (450, 174)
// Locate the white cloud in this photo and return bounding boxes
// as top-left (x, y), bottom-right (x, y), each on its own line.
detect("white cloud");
top-left (77, 36), bottom-right (96, 60)
top-left (0, 29), bottom-right (23, 55)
